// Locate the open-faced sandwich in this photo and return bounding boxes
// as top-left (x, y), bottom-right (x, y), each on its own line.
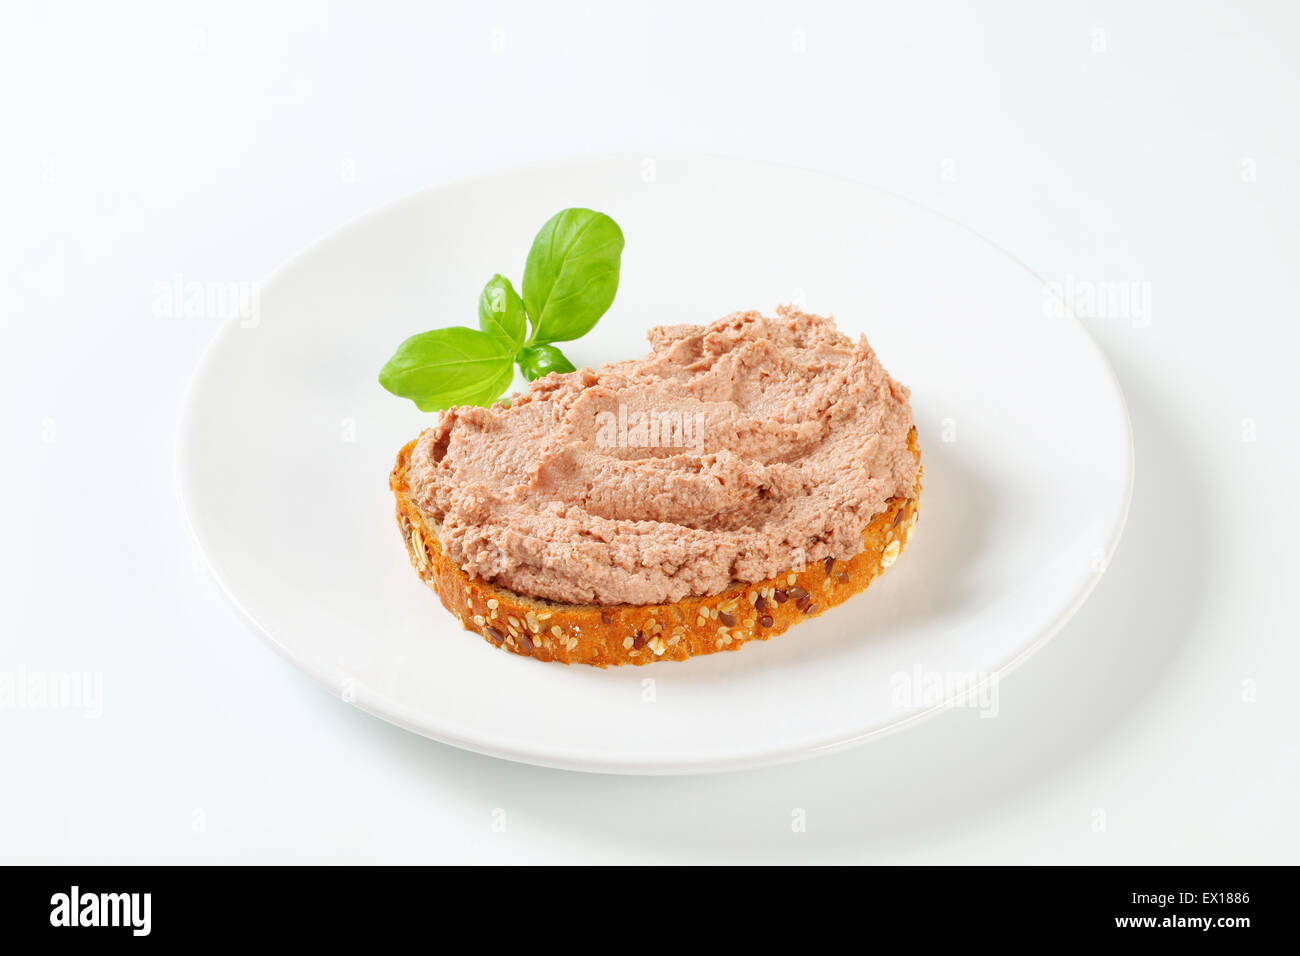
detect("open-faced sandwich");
top-left (382, 211), bottom-right (920, 665)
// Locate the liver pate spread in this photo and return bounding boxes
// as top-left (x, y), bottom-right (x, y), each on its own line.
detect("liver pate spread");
top-left (406, 307), bottom-right (918, 606)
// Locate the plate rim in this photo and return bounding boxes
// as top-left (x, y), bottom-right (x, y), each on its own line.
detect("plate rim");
top-left (174, 151), bottom-right (1135, 775)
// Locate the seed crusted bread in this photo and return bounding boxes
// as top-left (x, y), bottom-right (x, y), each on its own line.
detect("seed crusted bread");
top-left (390, 429), bottom-right (921, 667)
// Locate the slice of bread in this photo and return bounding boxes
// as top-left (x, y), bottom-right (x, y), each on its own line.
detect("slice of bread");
top-left (390, 429), bottom-right (921, 666)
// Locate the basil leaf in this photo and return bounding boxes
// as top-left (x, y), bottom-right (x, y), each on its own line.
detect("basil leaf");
top-left (517, 343), bottom-right (577, 381)
top-left (522, 208), bottom-right (624, 344)
top-left (477, 274), bottom-right (526, 351)
top-left (378, 326), bottom-right (515, 411)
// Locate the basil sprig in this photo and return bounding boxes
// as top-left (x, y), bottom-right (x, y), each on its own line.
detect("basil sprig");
top-left (523, 208), bottom-right (624, 345)
top-left (379, 208), bottom-right (624, 410)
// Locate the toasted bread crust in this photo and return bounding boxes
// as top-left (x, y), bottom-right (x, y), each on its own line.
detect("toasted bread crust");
top-left (390, 429), bottom-right (921, 666)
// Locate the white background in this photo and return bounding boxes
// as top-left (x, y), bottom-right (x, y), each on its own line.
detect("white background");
top-left (2, 1), bottom-right (1297, 863)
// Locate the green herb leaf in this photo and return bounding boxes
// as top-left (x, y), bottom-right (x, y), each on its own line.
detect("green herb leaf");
top-left (378, 326), bottom-right (515, 412)
top-left (477, 274), bottom-right (526, 351)
top-left (522, 208), bottom-right (624, 344)
top-left (517, 343), bottom-right (577, 381)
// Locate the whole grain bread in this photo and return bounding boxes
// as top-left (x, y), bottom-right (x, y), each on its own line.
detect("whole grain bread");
top-left (390, 428), bottom-right (921, 666)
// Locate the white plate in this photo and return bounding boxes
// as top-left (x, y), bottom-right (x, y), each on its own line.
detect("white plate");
top-left (176, 154), bottom-right (1132, 774)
